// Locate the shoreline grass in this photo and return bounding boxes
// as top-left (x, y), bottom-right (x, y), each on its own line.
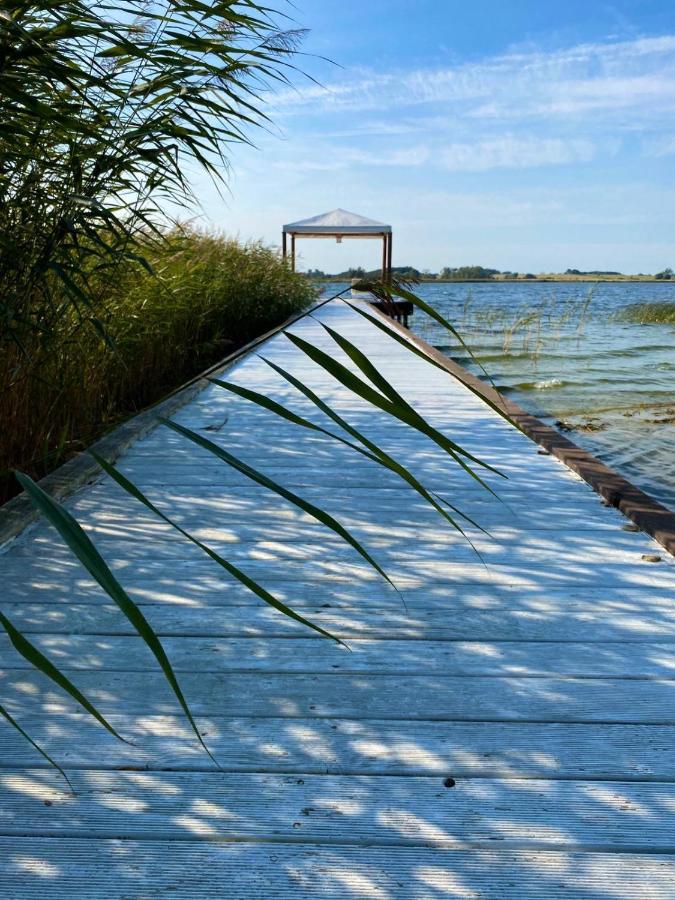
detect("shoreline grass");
top-left (0, 229), bottom-right (317, 505)
top-left (616, 301), bottom-right (675, 325)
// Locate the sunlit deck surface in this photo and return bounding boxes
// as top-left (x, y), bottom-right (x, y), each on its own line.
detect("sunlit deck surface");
top-left (1, 299), bottom-right (675, 897)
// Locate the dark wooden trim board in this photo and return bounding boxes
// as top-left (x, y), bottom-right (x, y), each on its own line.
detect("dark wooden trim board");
top-left (373, 306), bottom-right (675, 557)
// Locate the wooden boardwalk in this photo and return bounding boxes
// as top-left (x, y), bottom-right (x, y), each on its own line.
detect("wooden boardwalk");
top-left (1, 299), bottom-right (675, 897)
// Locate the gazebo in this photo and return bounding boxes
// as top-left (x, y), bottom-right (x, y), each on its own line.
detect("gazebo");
top-left (282, 208), bottom-right (393, 280)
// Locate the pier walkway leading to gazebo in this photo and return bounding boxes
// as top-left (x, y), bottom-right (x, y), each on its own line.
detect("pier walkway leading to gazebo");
top-left (1, 299), bottom-right (675, 897)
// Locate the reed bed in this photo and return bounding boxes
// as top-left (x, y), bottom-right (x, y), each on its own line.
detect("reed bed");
top-left (458, 289), bottom-right (595, 358)
top-left (616, 301), bottom-right (675, 325)
top-left (0, 230), bottom-right (316, 504)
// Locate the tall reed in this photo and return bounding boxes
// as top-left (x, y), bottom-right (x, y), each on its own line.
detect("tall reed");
top-left (0, 230), bottom-right (316, 504)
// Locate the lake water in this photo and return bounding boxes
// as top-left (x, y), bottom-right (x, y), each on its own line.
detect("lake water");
top-left (322, 281), bottom-right (675, 512)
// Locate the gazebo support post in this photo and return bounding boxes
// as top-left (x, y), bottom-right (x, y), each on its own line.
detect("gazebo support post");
top-left (381, 234), bottom-right (387, 281)
top-left (290, 234), bottom-right (296, 272)
top-left (386, 232), bottom-right (393, 282)
top-left (282, 231), bottom-right (287, 262)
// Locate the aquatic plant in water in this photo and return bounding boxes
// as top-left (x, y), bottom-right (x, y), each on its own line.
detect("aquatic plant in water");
top-left (617, 302), bottom-right (675, 325)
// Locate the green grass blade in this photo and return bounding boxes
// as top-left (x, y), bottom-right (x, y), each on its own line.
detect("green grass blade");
top-left (161, 419), bottom-right (398, 593)
top-left (213, 362), bottom-right (486, 542)
top-left (14, 471), bottom-right (217, 767)
top-left (385, 281), bottom-right (499, 389)
top-left (285, 330), bottom-right (504, 496)
top-left (313, 318), bottom-right (407, 407)
top-left (0, 611), bottom-right (123, 741)
top-left (91, 453), bottom-right (346, 648)
top-left (0, 702), bottom-right (73, 789)
top-left (314, 321), bottom-right (504, 478)
top-left (209, 377), bottom-right (377, 462)
top-left (262, 357), bottom-right (488, 538)
top-left (345, 301), bottom-right (520, 431)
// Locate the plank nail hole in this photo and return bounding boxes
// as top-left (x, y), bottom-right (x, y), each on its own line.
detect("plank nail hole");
top-left (642, 554), bottom-right (662, 563)
top-left (443, 777), bottom-right (456, 788)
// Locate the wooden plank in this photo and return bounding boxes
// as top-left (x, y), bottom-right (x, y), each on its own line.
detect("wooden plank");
top-left (2, 634), bottom-right (675, 679)
top-left (1, 840), bottom-right (673, 899)
top-left (1, 769), bottom-right (674, 852)
top-left (59, 482), bottom-right (635, 530)
top-left (6, 596), bottom-right (675, 641)
top-left (0, 573), bottom-right (516, 607)
top-left (4, 569), bottom-right (673, 611)
top-left (0, 715), bottom-right (673, 780)
top-left (2, 669), bottom-right (675, 722)
top-left (0, 555), bottom-right (670, 595)
top-left (17, 522), bottom-right (659, 559)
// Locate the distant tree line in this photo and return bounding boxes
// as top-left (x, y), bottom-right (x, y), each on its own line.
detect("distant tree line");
top-left (304, 264), bottom-right (674, 281)
top-left (565, 269), bottom-right (621, 276)
top-left (305, 265), bottom-right (532, 281)
top-left (438, 266), bottom-right (500, 280)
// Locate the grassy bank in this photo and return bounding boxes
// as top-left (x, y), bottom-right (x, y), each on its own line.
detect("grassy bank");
top-left (0, 230), bottom-right (317, 505)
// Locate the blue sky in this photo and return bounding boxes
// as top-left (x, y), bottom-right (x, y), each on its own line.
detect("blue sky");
top-left (193, 1), bottom-right (675, 273)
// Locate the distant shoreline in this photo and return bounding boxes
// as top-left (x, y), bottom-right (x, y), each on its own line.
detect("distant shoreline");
top-left (308, 275), bottom-right (668, 284)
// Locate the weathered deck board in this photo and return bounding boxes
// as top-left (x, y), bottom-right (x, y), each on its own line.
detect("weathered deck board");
top-left (3, 635), bottom-right (675, 678)
top-left (6, 595), bottom-right (675, 640)
top-left (2, 770), bottom-right (675, 851)
top-left (3, 669), bottom-right (675, 721)
top-left (3, 840), bottom-right (675, 899)
top-left (1, 716), bottom-right (673, 779)
top-left (1, 298), bottom-right (674, 898)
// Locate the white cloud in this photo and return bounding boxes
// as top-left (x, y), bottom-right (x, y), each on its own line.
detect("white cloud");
top-left (342, 146), bottom-right (430, 167)
top-left (645, 135), bottom-right (675, 157)
top-left (273, 35), bottom-right (675, 131)
top-left (439, 136), bottom-right (597, 172)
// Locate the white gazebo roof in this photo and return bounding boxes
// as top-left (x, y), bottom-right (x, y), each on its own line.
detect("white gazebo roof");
top-left (283, 208), bottom-right (391, 236)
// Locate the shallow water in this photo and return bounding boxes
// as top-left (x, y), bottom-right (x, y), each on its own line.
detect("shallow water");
top-left (322, 281), bottom-right (675, 512)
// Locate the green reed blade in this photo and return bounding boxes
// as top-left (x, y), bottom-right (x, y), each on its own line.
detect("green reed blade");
top-left (285, 330), bottom-right (504, 496)
top-left (91, 452), bottom-right (347, 648)
top-left (261, 357), bottom-right (488, 538)
top-left (0, 611), bottom-right (122, 741)
top-left (161, 419), bottom-right (397, 594)
top-left (14, 471), bottom-right (218, 768)
top-left (345, 301), bottom-right (519, 431)
top-left (0, 702), bottom-right (73, 789)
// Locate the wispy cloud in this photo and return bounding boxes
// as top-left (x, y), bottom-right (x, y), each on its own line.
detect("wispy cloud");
top-left (439, 136), bottom-right (597, 172)
top-left (259, 33), bottom-right (675, 176)
top-left (275, 35), bottom-right (675, 129)
top-left (645, 134), bottom-right (675, 157)
top-left (197, 16), bottom-right (675, 275)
